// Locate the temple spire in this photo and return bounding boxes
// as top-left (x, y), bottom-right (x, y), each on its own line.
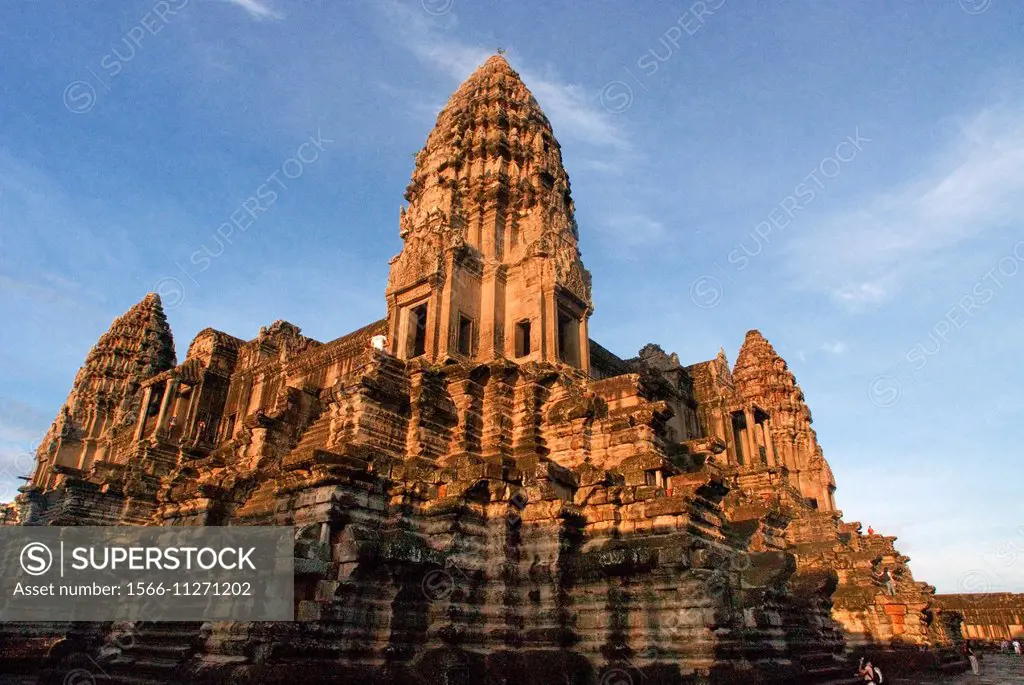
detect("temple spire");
top-left (385, 55), bottom-right (592, 371)
top-left (732, 329), bottom-right (837, 510)
top-left (29, 292), bottom-right (176, 490)
top-left (399, 54), bottom-right (581, 253)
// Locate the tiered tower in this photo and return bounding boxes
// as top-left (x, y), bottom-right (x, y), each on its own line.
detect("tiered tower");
top-left (385, 55), bottom-right (593, 372)
top-left (29, 293), bottom-right (175, 490)
top-left (732, 329), bottom-right (836, 510)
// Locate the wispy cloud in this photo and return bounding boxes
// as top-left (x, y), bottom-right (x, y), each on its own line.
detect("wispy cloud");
top-left (820, 341), bottom-right (847, 354)
top-left (789, 103), bottom-right (1024, 309)
top-left (220, 0), bottom-right (283, 21)
top-left (597, 213), bottom-right (667, 250)
top-left (373, 0), bottom-right (630, 152)
top-left (523, 74), bottom-right (629, 151)
top-left (368, 0), bottom-right (660, 257)
top-left (0, 151), bottom-right (138, 292)
top-left (833, 280), bottom-right (891, 307)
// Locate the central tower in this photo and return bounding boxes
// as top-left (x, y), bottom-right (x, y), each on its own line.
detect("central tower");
top-left (385, 55), bottom-right (592, 372)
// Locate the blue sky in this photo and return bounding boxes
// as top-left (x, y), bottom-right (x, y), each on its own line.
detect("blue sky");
top-left (1, 0), bottom-right (1022, 593)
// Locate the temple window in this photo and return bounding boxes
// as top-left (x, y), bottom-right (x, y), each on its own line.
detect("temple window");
top-left (645, 470), bottom-right (666, 488)
top-left (557, 309), bottom-right (580, 367)
top-left (753, 410), bottom-right (772, 465)
top-left (406, 303), bottom-right (428, 358)
top-left (147, 386), bottom-right (162, 416)
top-left (808, 498), bottom-right (819, 510)
top-left (457, 313), bottom-right (474, 356)
top-left (515, 319), bottom-right (531, 357)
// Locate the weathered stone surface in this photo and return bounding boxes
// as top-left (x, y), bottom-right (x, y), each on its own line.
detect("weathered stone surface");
top-left (2, 56), bottom-right (965, 685)
top-left (936, 592), bottom-right (1024, 643)
top-left (28, 292), bottom-right (176, 491)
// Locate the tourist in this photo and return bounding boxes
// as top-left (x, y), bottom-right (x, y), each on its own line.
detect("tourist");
top-left (966, 641), bottom-right (980, 675)
top-left (1002, 639), bottom-right (1009, 653)
top-left (879, 567), bottom-right (896, 596)
top-left (867, 526), bottom-right (874, 535)
top-left (1013, 638), bottom-right (1021, 655)
top-left (856, 657), bottom-right (884, 683)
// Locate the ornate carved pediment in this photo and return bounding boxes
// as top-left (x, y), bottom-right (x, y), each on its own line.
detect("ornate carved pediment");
top-left (523, 230), bottom-right (592, 307)
top-left (524, 230), bottom-right (555, 258)
top-left (558, 257), bottom-right (592, 306)
top-left (389, 207), bottom-right (471, 291)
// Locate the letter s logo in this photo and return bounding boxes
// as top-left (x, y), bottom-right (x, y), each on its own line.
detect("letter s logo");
top-left (20, 542), bottom-right (53, 576)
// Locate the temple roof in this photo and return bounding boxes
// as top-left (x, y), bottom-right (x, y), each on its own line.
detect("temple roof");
top-left (733, 328), bottom-right (820, 439)
top-left (733, 329), bottom-right (799, 400)
top-left (75, 292), bottom-right (177, 391)
top-left (35, 292), bottom-right (177, 473)
top-left (401, 54), bottom-right (578, 250)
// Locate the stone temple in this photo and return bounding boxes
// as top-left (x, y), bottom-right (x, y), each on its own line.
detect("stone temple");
top-left (3, 56), bottom-right (971, 684)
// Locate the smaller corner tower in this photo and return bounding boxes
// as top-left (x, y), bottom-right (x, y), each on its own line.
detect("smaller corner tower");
top-left (28, 292), bottom-right (176, 491)
top-left (733, 329), bottom-right (837, 511)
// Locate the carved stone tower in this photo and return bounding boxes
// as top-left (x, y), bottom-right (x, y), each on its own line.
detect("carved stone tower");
top-left (732, 329), bottom-right (837, 511)
top-left (29, 292), bottom-right (175, 490)
top-left (385, 55), bottom-right (593, 372)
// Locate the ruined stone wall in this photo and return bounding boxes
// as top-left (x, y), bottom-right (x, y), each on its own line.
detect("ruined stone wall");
top-left (937, 593), bottom-right (1024, 642)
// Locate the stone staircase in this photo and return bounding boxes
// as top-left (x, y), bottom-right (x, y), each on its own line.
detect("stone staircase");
top-left (288, 409), bottom-right (335, 456)
top-left (94, 622), bottom-right (204, 684)
top-left (283, 408), bottom-right (335, 468)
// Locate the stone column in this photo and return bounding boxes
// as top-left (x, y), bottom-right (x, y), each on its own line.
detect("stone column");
top-left (155, 379), bottom-right (179, 433)
top-left (783, 437), bottom-right (797, 472)
top-left (133, 386), bottom-right (153, 441)
top-left (577, 311), bottom-right (591, 375)
top-left (743, 408), bottom-right (758, 467)
top-left (714, 410), bottom-right (729, 464)
top-left (763, 417), bottom-right (778, 466)
top-left (438, 254), bottom-right (456, 360)
top-left (543, 287), bottom-right (556, 362)
top-left (182, 382), bottom-right (201, 441)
